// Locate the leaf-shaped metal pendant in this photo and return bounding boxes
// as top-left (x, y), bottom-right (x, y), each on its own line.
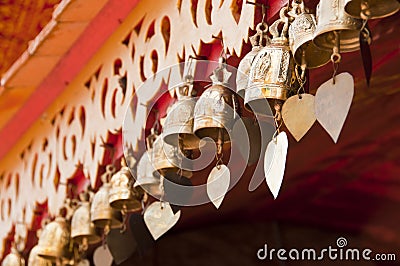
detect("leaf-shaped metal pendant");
top-left (282, 94), bottom-right (316, 141)
top-left (207, 165), bottom-right (230, 209)
top-left (144, 201), bottom-right (181, 241)
top-left (264, 132), bottom-right (288, 199)
top-left (315, 72), bottom-right (354, 143)
top-left (93, 246), bottom-right (113, 266)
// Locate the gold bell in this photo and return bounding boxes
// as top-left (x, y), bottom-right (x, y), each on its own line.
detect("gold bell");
top-left (28, 245), bottom-right (52, 266)
top-left (236, 22), bottom-right (269, 98)
top-left (91, 170), bottom-right (123, 229)
top-left (345, 0), bottom-right (399, 19)
top-left (134, 150), bottom-right (162, 197)
top-left (71, 194), bottom-right (101, 249)
top-left (193, 60), bottom-right (239, 142)
top-left (313, 0), bottom-right (363, 53)
top-left (245, 8), bottom-right (296, 116)
top-left (151, 134), bottom-right (192, 178)
top-left (37, 214), bottom-right (71, 262)
top-left (1, 247), bottom-right (24, 266)
top-left (288, 1), bottom-right (331, 69)
top-left (163, 81), bottom-right (201, 150)
top-left (109, 158), bottom-right (144, 212)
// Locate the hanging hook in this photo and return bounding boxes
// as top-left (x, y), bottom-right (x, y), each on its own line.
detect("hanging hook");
top-left (212, 35), bottom-right (228, 64)
top-left (247, 1), bottom-right (270, 46)
top-left (246, 1), bottom-right (270, 23)
top-left (150, 109), bottom-right (161, 134)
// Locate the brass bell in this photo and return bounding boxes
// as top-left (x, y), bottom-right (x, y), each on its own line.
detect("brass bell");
top-left (37, 214), bottom-right (71, 261)
top-left (71, 194), bottom-right (101, 249)
top-left (288, 1), bottom-right (331, 69)
top-left (109, 158), bottom-right (144, 212)
top-left (28, 245), bottom-right (52, 266)
top-left (245, 8), bottom-right (296, 116)
top-left (151, 134), bottom-right (193, 178)
top-left (193, 61), bottom-right (239, 142)
top-left (236, 22), bottom-right (269, 97)
top-left (91, 170), bottom-right (123, 229)
top-left (134, 150), bottom-right (162, 197)
top-left (345, 0), bottom-right (399, 19)
top-left (163, 80), bottom-right (202, 150)
top-left (313, 0), bottom-right (363, 53)
top-left (1, 247), bottom-right (24, 266)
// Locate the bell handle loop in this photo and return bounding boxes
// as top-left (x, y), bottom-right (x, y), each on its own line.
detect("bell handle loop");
top-left (269, 7), bottom-right (290, 39)
top-left (246, 1), bottom-right (270, 47)
top-left (288, 0), bottom-right (305, 18)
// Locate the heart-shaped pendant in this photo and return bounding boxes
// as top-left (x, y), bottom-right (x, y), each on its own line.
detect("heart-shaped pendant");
top-left (144, 201), bottom-right (181, 240)
top-left (315, 72), bottom-right (354, 143)
top-left (93, 245), bottom-right (113, 266)
top-left (282, 94), bottom-right (316, 141)
top-left (207, 165), bottom-right (230, 209)
top-left (264, 132), bottom-right (288, 199)
top-left (106, 228), bottom-right (137, 265)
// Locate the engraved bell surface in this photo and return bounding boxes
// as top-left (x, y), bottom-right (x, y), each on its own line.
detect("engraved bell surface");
top-left (163, 83), bottom-right (201, 150)
top-left (193, 65), bottom-right (239, 143)
top-left (109, 161), bottom-right (144, 212)
top-left (245, 9), bottom-right (297, 116)
top-left (289, 7), bottom-right (331, 68)
top-left (37, 216), bottom-right (71, 262)
top-left (91, 182), bottom-right (123, 229)
top-left (237, 22), bottom-right (269, 97)
top-left (313, 0), bottom-right (363, 52)
top-left (134, 150), bottom-right (162, 197)
top-left (71, 201), bottom-right (101, 247)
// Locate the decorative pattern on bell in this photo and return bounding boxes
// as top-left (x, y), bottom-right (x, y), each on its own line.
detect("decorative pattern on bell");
top-left (193, 62), bottom-right (239, 142)
top-left (37, 216), bottom-right (71, 261)
top-left (245, 8), bottom-right (296, 116)
top-left (345, 0), bottom-right (399, 19)
top-left (288, 1), bottom-right (331, 69)
top-left (1, 248), bottom-right (24, 266)
top-left (90, 178), bottom-right (123, 229)
top-left (28, 245), bottom-right (52, 266)
top-left (151, 134), bottom-right (192, 178)
top-left (313, 0), bottom-right (363, 52)
top-left (163, 81), bottom-right (201, 150)
top-left (109, 158), bottom-right (144, 212)
top-left (134, 150), bottom-right (162, 197)
top-left (71, 197), bottom-right (101, 249)
top-left (236, 23), bottom-right (269, 97)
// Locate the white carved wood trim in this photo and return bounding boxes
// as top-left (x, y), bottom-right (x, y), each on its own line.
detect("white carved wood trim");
top-left (0, 0), bottom-right (256, 256)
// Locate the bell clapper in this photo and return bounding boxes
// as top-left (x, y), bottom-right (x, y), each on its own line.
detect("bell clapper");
top-left (272, 103), bottom-right (283, 143)
top-left (120, 204), bottom-right (128, 233)
top-left (293, 49), bottom-right (308, 99)
top-left (360, 0), bottom-right (371, 22)
top-left (215, 128), bottom-right (224, 170)
top-left (331, 31), bottom-right (342, 85)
